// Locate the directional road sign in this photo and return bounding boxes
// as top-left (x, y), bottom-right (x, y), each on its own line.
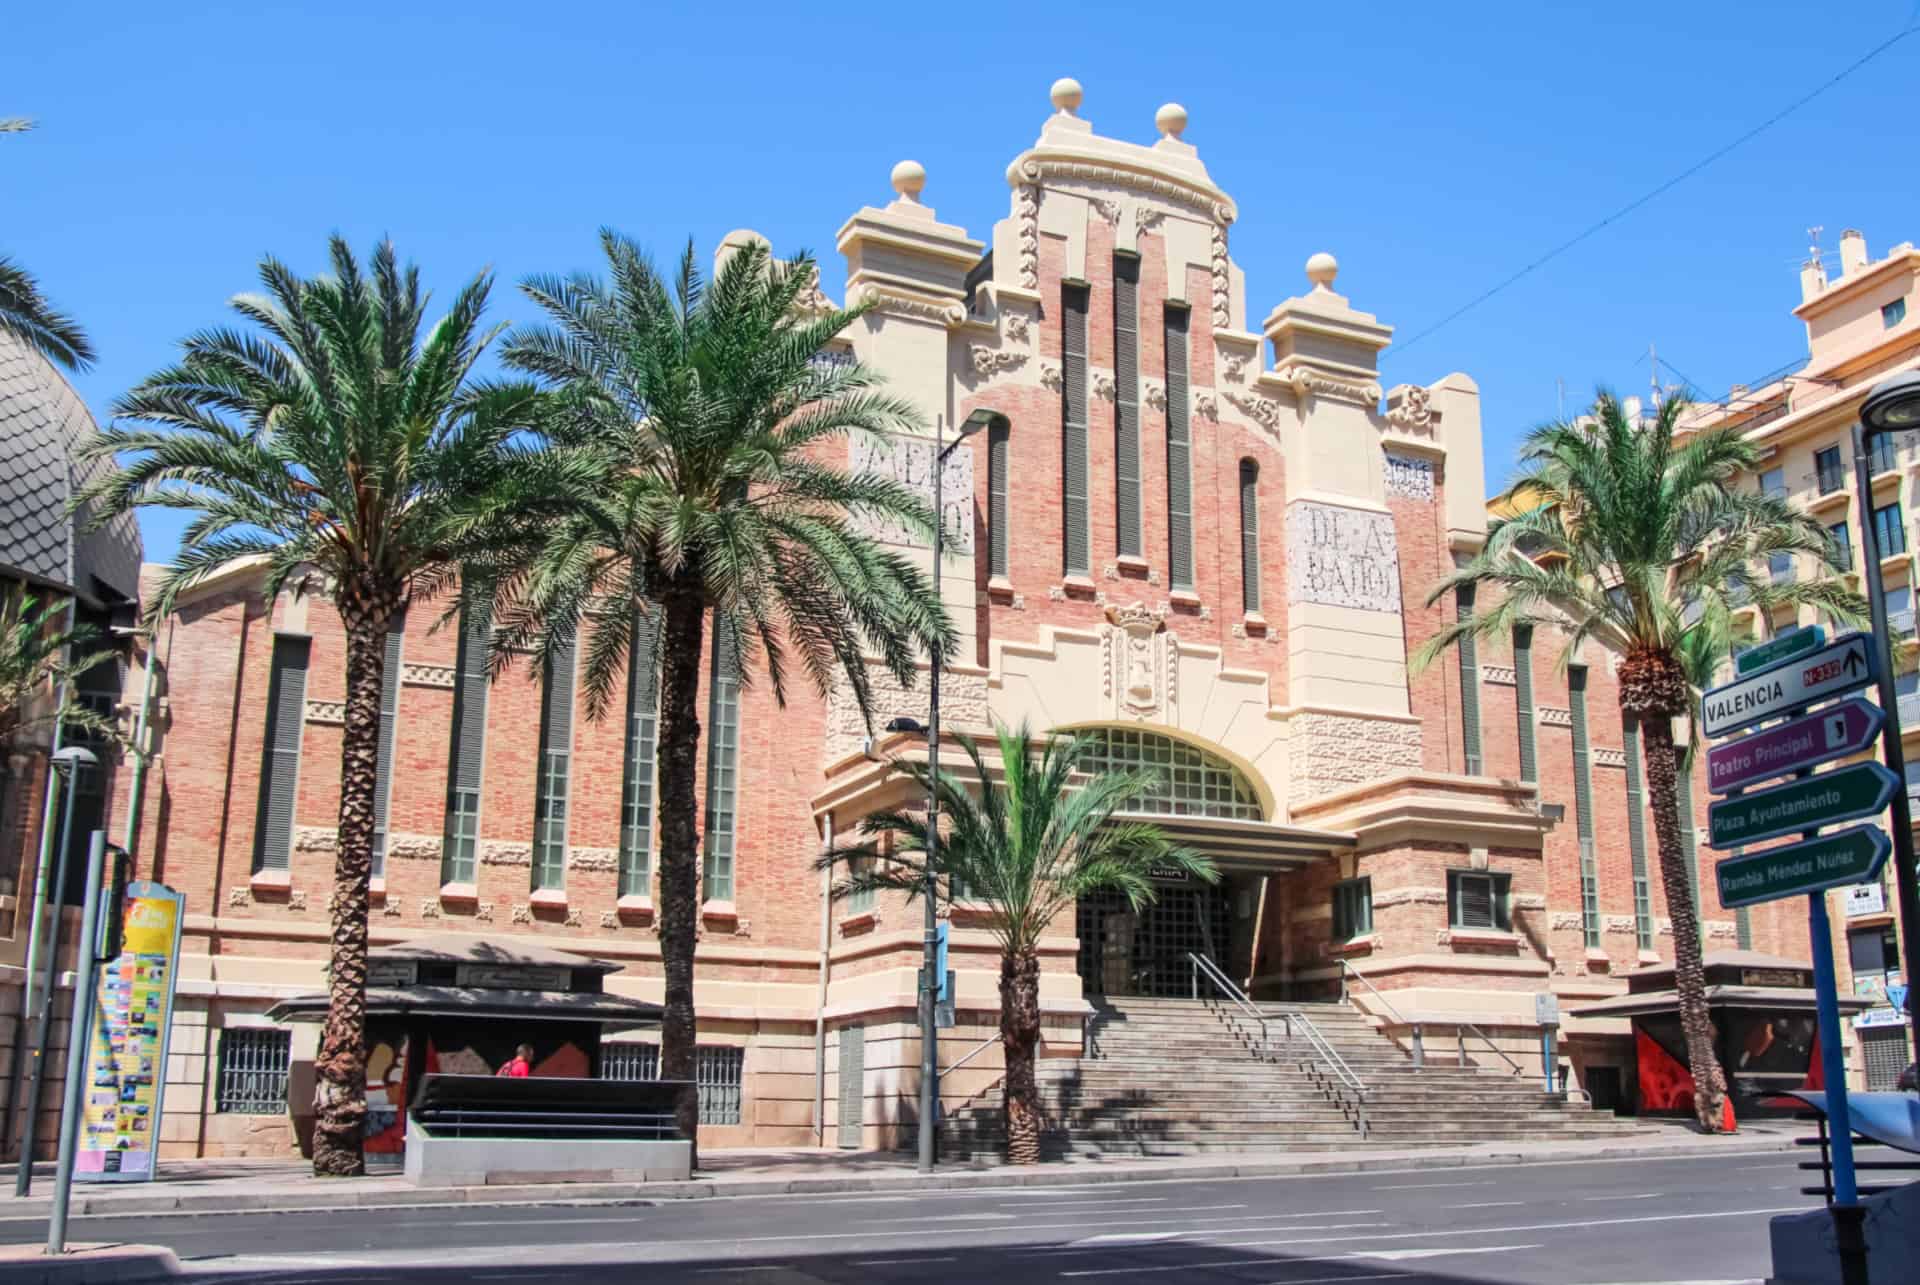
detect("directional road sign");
top-left (1701, 632), bottom-right (1876, 738)
top-left (1717, 824), bottom-right (1893, 909)
top-left (1708, 761), bottom-right (1899, 848)
top-left (1735, 625), bottom-right (1825, 677)
top-left (1707, 698), bottom-right (1883, 795)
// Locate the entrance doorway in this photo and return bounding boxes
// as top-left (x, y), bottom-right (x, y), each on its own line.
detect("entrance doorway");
top-left (1076, 882), bottom-right (1231, 998)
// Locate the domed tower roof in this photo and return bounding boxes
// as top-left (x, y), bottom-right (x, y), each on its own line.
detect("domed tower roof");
top-left (0, 331), bottom-right (142, 608)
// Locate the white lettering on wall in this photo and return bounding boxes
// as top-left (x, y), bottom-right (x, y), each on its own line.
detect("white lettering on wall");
top-left (847, 434), bottom-right (974, 555)
top-left (1383, 452), bottom-right (1435, 502)
top-left (1286, 501), bottom-right (1403, 613)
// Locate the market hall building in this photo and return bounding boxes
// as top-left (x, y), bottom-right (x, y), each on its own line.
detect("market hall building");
top-left (1, 80), bottom-right (1834, 1161)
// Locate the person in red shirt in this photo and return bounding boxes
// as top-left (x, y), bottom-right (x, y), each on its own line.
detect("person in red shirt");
top-left (497, 1044), bottom-right (534, 1078)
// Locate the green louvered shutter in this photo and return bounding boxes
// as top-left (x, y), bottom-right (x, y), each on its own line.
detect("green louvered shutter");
top-left (988, 422), bottom-right (1010, 579)
top-left (370, 613), bottom-right (406, 880)
top-left (1675, 759), bottom-right (1701, 919)
top-left (441, 610), bottom-right (489, 886)
top-left (531, 632), bottom-right (577, 891)
top-left (1570, 665), bottom-right (1599, 950)
top-left (703, 628), bottom-right (741, 901)
top-left (1239, 459), bottom-right (1260, 613)
top-left (1622, 713), bottom-right (1653, 950)
top-left (1455, 585), bottom-right (1481, 774)
top-left (253, 635), bottom-right (310, 873)
top-left (1113, 256), bottom-right (1142, 558)
top-left (620, 613), bottom-right (659, 898)
top-left (1513, 625), bottom-right (1537, 783)
top-left (1165, 306), bottom-right (1193, 590)
top-left (1061, 283), bottom-right (1091, 576)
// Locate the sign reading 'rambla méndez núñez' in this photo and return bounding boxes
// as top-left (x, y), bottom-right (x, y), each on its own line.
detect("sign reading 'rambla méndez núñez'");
top-left (1705, 698), bottom-right (1883, 795)
top-left (1716, 824), bottom-right (1892, 909)
top-left (1699, 633), bottom-right (1874, 737)
top-left (1706, 761), bottom-right (1899, 848)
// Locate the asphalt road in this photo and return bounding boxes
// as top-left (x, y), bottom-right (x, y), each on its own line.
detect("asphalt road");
top-left (0, 1150), bottom-right (1814, 1283)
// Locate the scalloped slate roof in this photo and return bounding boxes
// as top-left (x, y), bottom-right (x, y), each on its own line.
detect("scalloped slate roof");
top-left (0, 331), bottom-right (142, 605)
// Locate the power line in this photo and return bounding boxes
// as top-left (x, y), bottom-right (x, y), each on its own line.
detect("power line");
top-left (1393, 23), bottom-right (1920, 358)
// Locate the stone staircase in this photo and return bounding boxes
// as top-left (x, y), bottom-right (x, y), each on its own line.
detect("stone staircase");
top-left (942, 995), bottom-right (1643, 1158)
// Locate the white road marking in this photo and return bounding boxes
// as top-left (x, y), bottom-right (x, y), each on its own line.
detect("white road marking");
top-left (1374, 1179), bottom-right (1495, 1190)
top-left (850, 1257), bottom-right (959, 1266)
top-left (1068, 1221), bottom-right (1387, 1246)
top-left (1447, 1200), bottom-right (1524, 1208)
top-left (993, 1197), bottom-right (1172, 1209)
top-left (1366, 1245), bottom-right (1540, 1261)
top-left (915, 1212), bottom-right (1019, 1222)
top-left (1586, 1192), bottom-right (1664, 1201)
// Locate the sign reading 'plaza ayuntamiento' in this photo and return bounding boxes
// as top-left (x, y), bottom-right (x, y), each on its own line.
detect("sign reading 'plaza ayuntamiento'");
top-left (1706, 761), bottom-right (1898, 848)
top-left (1286, 501), bottom-right (1402, 613)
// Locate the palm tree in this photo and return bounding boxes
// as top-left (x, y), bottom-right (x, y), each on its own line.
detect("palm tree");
top-left (1413, 390), bottom-right (1863, 1131)
top-left (821, 723), bottom-right (1213, 1164)
top-left (486, 232), bottom-right (956, 1153)
top-left (2, 118), bottom-right (94, 371)
top-left (75, 237), bottom-right (549, 1175)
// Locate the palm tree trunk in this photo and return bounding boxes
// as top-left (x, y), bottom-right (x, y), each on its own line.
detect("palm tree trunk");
top-left (654, 590), bottom-right (706, 1163)
top-left (999, 948), bottom-right (1043, 1165)
top-left (1639, 712), bottom-right (1728, 1132)
top-left (312, 591), bottom-right (396, 1176)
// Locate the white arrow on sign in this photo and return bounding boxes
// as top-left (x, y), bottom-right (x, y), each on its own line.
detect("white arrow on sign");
top-left (1701, 633), bottom-right (1876, 738)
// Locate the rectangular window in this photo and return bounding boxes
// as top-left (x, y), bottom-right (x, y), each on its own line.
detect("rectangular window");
top-left (441, 610), bottom-right (489, 887)
top-left (619, 616), bottom-right (659, 899)
top-left (1828, 521), bottom-right (1853, 571)
top-left (216, 1027), bottom-right (291, 1114)
top-left (1621, 713), bottom-right (1654, 951)
top-left (1447, 870), bottom-right (1511, 932)
top-left (1332, 876), bottom-right (1372, 942)
top-left (1513, 625), bottom-right (1538, 784)
top-left (1113, 254), bottom-right (1142, 559)
top-left (1870, 433), bottom-right (1898, 477)
top-left (1768, 551), bottom-right (1794, 584)
top-left (603, 1043), bottom-right (744, 1125)
top-left (1815, 445), bottom-right (1845, 494)
top-left (1848, 924), bottom-right (1898, 976)
top-left (1239, 460), bottom-right (1261, 613)
top-left (1874, 501), bottom-right (1906, 557)
top-left (1456, 584), bottom-right (1482, 774)
top-left (1569, 665), bottom-right (1599, 950)
top-left (703, 629), bottom-right (741, 903)
top-left (252, 635), bottom-right (311, 873)
top-left (531, 633), bottom-right (578, 891)
top-left (987, 420), bottom-right (1011, 579)
top-left (1061, 282), bottom-right (1092, 577)
top-left (370, 614), bottom-right (406, 881)
top-left (1164, 305), bottom-right (1194, 591)
top-left (846, 854), bottom-right (876, 914)
top-left (1759, 467), bottom-right (1786, 499)
top-left (1884, 298), bottom-right (1908, 329)
top-left (1887, 584), bottom-right (1914, 640)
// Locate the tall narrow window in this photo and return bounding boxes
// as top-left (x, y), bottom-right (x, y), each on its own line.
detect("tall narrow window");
top-left (441, 610), bottom-right (489, 887)
top-left (531, 633), bottom-right (578, 891)
top-left (1621, 713), bottom-right (1653, 951)
top-left (1455, 585), bottom-right (1482, 774)
top-left (1164, 305), bottom-right (1193, 590)
top-left (1874, 500), bottom-right (1906, 556)
top-left (1675, 754), bottom-right (1701, 918)
top-left (1113, 255), bottom-right (1142, 558)
top-left (1513, 625), bottom-right (1537, 783)
top-left (1061, 282), bottom-right (1092, 576)
top-left (1569, 665), bottom-right (1599, 950)
top-left (1239, 460), bottom-right (1261, 613)
top-left (703, 629), bottom-right (741, 903)
top-left (619, 616), bottom-right (659, 899)
top-left (987, 419), bottom-right (1011, 580)
top-left (253, 635), bottom-right (311, 873)
top-left (370, 612), bottom-right (406, 881)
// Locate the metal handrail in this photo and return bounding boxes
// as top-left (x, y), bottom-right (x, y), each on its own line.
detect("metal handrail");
top-left (1338, 958), bottom-right (1521, 1076)
top-left (1188, 952), bottom-right (1369, 1139)
top-left (939, 1034), bottom-right (1000, 1082)
top-left (1339, 957), bottom-right (1424, 1068)
top-left (1453, 1021), bottom-right (1525, 1076)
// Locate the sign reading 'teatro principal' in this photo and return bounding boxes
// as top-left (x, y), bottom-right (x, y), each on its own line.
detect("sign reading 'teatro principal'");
top-left (1699, 632), bottom-right (1875, 738)
top-left (1705, 697), bottom-right (1883, 795)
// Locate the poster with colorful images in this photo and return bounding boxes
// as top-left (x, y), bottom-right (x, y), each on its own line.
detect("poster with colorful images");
top-left (75, 881), bottom-right (185, 1182)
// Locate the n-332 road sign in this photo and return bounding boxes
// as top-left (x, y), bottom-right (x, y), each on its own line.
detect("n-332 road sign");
top-left (1700, 633), bottom-right (1875, 738)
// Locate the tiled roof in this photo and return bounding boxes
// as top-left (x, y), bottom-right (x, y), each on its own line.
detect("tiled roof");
top-left (0, 331), bottom-right (142, 604)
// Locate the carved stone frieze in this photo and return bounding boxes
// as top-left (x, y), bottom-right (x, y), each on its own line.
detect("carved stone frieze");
top-left (1286, 712), bottom-right (1424, 804)
top-left (228, 886), bottom-right (250, 908)
top-left (419, 898), bottom-right (441, 920)
top-left (1221, 353), bottom-right (1249, 384)
top-left (1013, 156), bottom-right (1236, 227)
top-left (969, 344), bottom-right (1028, 378)
top-left (1100, 601), bottom-right (1176, 721)
top-left (568, 846), bottom-right (619, 872)
top-left (1274, 363), bottom-right (1383, 407)
top-left (1135, 206), bottom-right (1167, 234)
top-left (1538, 707), bottom-right (1573, 727)
top-left (1603, 915), bottom-right (1638, 934)
top-left (304, 700), bottom-right (346, 726)
top-left (1386, 383), bottom-right (1434, 432)
top-left (474, 902), bottom-right (493, 922)
top-left (1210, 223), bottom-right (1231, 327)
top-left (565, 908), bottom-right (583, 928)
top-left (601, 911), bottom-right (620, 929)
top-left (856, 283), bottom-right (967, 327)
top-left (511, 903), bottom-right (531, 925)
top-left (1039, 362), bottom-right (1062, 391)
top-left (294, 826), bottom-right (337, 853)
top-left (401, 662), bottom-right (456, 689)
top-left (482, 841), bottom-right (532, 867)
top-left (1142, 378), bottom-right (1167, 411)
top-left (1594, 747), bottom-right (1628, 769)
top-left (1003, 312), bottom-right (1031, 343)
top-left (1016, 184), bottom-right (1041, 289)
top-left (1481, 665), bottom-right (1517, 686)
top-left (1194, 391), bottom-right (1219, 421)
top-left (1224, 389), bottom-right (1279, 429)
top-left (1090, 368), bottom-right (1117, 401)
top-left (1087, 195), bottom-right (1122, 227)
top-left (1550, 911), bottom-right (1585, 931)
top-left (383, 899), bottom-right (402, 918)
top-left (1514, 894), bottom-right (1548, 911)
top-left (823, 656), bottom-right (989, 762)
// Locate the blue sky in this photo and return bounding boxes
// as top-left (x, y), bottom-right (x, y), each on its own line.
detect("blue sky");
top-left (9, 1), bottom-right (1919, 563)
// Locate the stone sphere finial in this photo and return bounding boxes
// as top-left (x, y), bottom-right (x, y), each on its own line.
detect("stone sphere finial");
top-left (1306, 251), bottom-right (1339, 289)
top-left (1050, 78), bottom-right (1084, 114)
top-left (891, 159), bottom-right (926, 201)
top-left (1155, 103), bottom-right (1188, 139)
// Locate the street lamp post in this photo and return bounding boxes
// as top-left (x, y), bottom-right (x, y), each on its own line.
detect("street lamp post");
top-left (916, 409), bottom-right (998, 1174)
top-left (1854, 370), bottom-right (1920, 1068)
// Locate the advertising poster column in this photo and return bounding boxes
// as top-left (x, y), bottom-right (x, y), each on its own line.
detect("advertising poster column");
top-left (74, 881), bottom-right (186, 1182)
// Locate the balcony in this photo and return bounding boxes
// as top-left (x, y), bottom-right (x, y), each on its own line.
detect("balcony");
top-left (1898, 690), bottom-right (1920, 728)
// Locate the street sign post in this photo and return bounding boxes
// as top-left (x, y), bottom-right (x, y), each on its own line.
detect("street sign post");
top-left (1705, 697), bottom-right (1884, 795)
top-left (1735, 625), bottom-right (1825, 676)
top-left (1707, 761), bottom-right (1899, 848)
top-left (1714, 824), bottom-right (1892, 909)
top-left (1700, 633), bottom-right (1876, 738)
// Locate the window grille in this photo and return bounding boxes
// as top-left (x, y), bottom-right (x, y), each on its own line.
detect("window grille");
top-left (1164, 306), bottom-right (1193, 590)
top-left (1569, 665), bottom-right (1599, 949)
top-left (371, 614), bottom-right (406, 880)
top-left (602, 1044), bottom-right (744, 1125)
top-left (1113, 255), bottom-right (1142, 559)
top-left (1674, 765), bottom-right (1701, 919)
top-left (1815, 445), bottom-right (1845, 494)
top-left (531, 633), bottom-right (578, 891)
top-left (253, 635), bottom-right (310, 873)
top-left (442, 610), bottom-right (490, 886)
top-left (1455, 585), bottom-right (1482, 774)
top-left (1448, 870), bottom-right (1511, 931)
top-left (216, 1027), bottom-right (291, 1114)
top-left (987, 421), bottom-right (1011, 579)
top-left (1061, 283), bottom-right (1092, 576)
top-left (1072, 728), bottom-right (1262, 820)
top-left (703, 630), bottom-right (741, 902)
top-left (1513, 626), bottom-right (1538, 783)
top-left (620, 614), bottom-right (659, 898)
top-left (1862, 1027), bottom-right (1909, 1090)
top-left (1239, 459), bottom-right (1260, 613)
top-left (1333, 876), bottom-right (1372, 941)
top-left (1621, 713), bottom-right (1654, 951)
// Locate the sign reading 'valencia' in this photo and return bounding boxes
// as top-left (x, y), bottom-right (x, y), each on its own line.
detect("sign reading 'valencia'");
top-left (1699, 633), bottom-right (1875, 738)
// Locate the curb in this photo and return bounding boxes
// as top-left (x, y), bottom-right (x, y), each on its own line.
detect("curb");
top-left (0, 1135), bottom-right (1798, 1222)
top-left (0, 1245), bottom-right (182, 1284)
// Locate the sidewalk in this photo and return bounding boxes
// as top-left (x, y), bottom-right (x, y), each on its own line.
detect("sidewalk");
top-left (0, 1120), bottom-right (1800, 1223)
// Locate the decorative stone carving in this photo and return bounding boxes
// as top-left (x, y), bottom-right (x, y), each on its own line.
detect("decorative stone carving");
top-left (823, 656), bottom-right (989, 762)
top-left (1038, 362), bottom-right (1063, 391)
top-left (1198, 605), bottom-right (1211, 621)
top-left (1707, 920), bottom-right (1739, 940)
top-left (1550, 911), bottom-right (1585, 931)
top-left (1538, 707), bottom-right (1573, 727)
top-left (1102, 601), bottom-right (1171, 720)
top-left (419, 898), bottom-right (441, 920)
top-left (294, 826), bottom-right (337, 853)
top-left (511, 903), bottom-right (531, 925)
top-left (1010, 593), bottom-right (1026, 610)
top-left (848, 433), bottom-right (973, 555)
top-left (1087, 196), bottom-right (1122, 227)
top-left (1003, 311), bottom-right (1031, 343)
top-left (1013, 156), bottom-right (1236, 227)
top-left (482, 841), bottom-right (532, 867)
top-left (565, 908), bottom-right (583, 928)
top-left (1142, 378), bottom-right (1167, 411)
top-left (1594, 747), bottom-right (1628, 769)
top-left (228, 886), bottom-right (250, 908)
top-left (1222, 353), bottom-right (1249, 384)
top-left (401, 662), bottom-right (456, 689)
top-left (1016, 184), bottom-right (1041, 289)
top-left (600, 911), bottom-right (620, 929)
top-left (1210, 223), bottom-right (1231, 328)
top-left (1285, 502), bottom-right (1403, 613)
top-left (1514, 893), bottom-right (1548, 911)
top-left (474, 902), bottom-right (493, 922)
top-left (1090, 368), bottom-right (1117, 401)
top-left (1481, 665), bottom-right (1517, 686)
top-left (1386, 384), bottom-right (1434, 432)
top-left (1383, 452), bottom-right (1436, 502)
top-left (387, 832), bottom-right (440, 860)
top-left (568, 846), bottom-right (619, 872)
top-left (856, 283), bottom-right (967, 327)
top-left (383, 899), bottom-right (402, 918)
top-left (1372, 887), bottom-right (1450, 910)
top-left (1047, 585), bottom-right (1067, 602)
top-left (969, 344), bottom-right (1028, 377)
top-left (304, 699), bottom-right (346, 726)
top-left (1603, 915), bottom-right (1638, 934)
top-left (792, 264), bottom-right (835, 315)
top-left (1224, 389), bottom-right (1279, 429)
top-left (1135, 206), bottom-right (1167, 235)
top-left (1194, 391), bottom-right (1219, 421)
top-left (1286, 712), bottom-right (1424, 804)
top-left (1274, 363), bottom-right (1384, 407)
